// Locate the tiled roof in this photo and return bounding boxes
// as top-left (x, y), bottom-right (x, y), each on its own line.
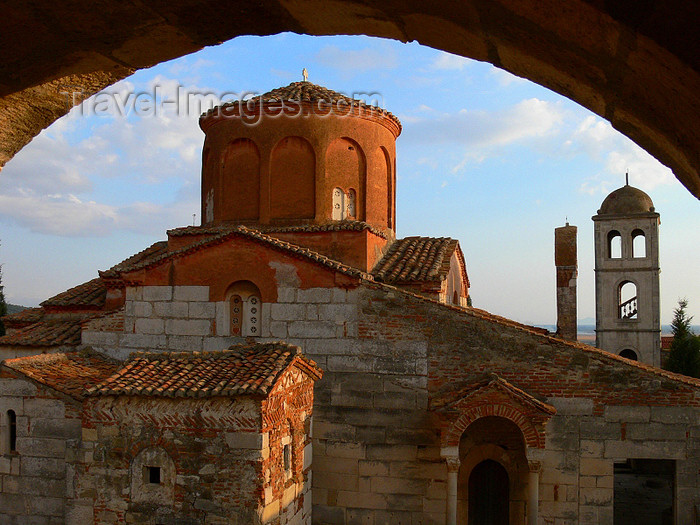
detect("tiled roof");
top-left (106, 241), bottom-right (169, 273)
top-left (661, 336), bottom-right (674, 350)
top-left (0, 318), bottom-right (85, 347)
top-left (101, 226), bottom-right (372, 280)
top-left (202, 81), bottom-right (402, 132)
top-left (41, 278), bottom-right (106, 308)
top-left (168, 221), bottom-right (388, 239)
top-left (1, 307), bottom-right (44, 327)
top-left (2, 350), bottom-right (120, 400)
top-left (431, 374), bottom-right (556, 415)
top-left (372, 237), bottom-right (459, 283)
top-left (87, 342), bottom-right (322, 398)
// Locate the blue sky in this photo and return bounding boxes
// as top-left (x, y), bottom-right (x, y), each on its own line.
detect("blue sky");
top-left (1, 33), bottom-right (698, 325)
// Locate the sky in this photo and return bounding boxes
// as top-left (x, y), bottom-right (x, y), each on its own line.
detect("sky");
top-left (0, 33), bottom-right (698, 326)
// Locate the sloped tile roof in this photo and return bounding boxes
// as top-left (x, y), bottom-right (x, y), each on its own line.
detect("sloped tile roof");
top-left (168, 220), bottom-right (388, 239)
top-left (106, 241), bottom-right (169, 274)
top-left (0, 318), bottom-right (85, 347)
top-left (202, 81), bottom-right (402, 132)
top-left (372, 237), bottom-right (459, 283)
top-left (41, 278), bottom-right (106, 308)
top-left (87, 342), bottom-right (322, 398)
top-left (431, 374), bottom-right (556, 415)
top-left (2, 350), bottom-right (120, 400)
top-left (1, 307), bottom-right (44, 328)
top-left (101, 226), bottom-right (371, 280)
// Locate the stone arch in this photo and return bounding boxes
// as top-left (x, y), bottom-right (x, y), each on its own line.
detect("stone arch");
top-left (1, 2), bottom-right (699, 197)
top-left (270, 136), bottom-right (315, 220)
top-left (220, 138), bottom-right (260, 221)
top-left (632, 228), bottom-right (647, 258)
top-left (325, 137), bottom-right (366, 220)
top-left (130, 445), bottom-right (176, 505)
top-left (225, 280), bottom-right (262, 337)
top-left (457, 418), bottom-right (529, 525)
top-left (445, 403), bottom-right (545, 449)
top-left (618, 280), bottom-right (638, 319)
top-left (607, 229), bottom-right (622, 259)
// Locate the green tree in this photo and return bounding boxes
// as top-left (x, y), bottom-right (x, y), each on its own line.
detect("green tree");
top-left (665, 299), bottom-right (700, 378)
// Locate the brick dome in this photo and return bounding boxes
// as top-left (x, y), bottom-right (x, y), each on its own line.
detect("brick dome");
top-left (598, 184), bottom-right (655, 215)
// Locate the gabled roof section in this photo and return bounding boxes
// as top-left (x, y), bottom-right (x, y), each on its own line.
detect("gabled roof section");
top-left (41, 278), bottom-right (106, 308)
top-left (432, 374), bottom-right (556, 416)
top-left (101, 226), bottom-right (372, 280)
top-left (168, 220), bottom-right (388, 239)
top-left (0, 318), bottom-right (85, 347)
top-left (2, 350), bottom-right (120, 401)
top-left (372, 237), bottom-right (459, 283)
top-left (87, 342), bottom-right (322, 398)
top-left (1, 307), bottom-right (44, 328)
top-left (106, 240), bottom-right (169, 274)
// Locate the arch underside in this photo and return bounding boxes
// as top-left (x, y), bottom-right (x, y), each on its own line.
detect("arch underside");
top-left (0, 1), bottom-right (698, 198)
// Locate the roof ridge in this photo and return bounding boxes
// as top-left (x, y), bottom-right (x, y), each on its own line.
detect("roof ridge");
top-left (101, 226), bottom-right (372, 281)
top-left (361, 279), bottom-right (700, 390)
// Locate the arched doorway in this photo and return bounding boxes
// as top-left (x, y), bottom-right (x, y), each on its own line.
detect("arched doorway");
top-left (468, 459), bottom-right (510, 525)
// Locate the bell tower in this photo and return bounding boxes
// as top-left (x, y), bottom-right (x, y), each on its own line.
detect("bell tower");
top-left (592, 179), bottom-right (661, 365)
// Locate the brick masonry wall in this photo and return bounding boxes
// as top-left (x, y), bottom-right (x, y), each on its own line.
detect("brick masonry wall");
top-left (81, 280), bottom-right (700, 524)
top-left (0, 372), bottom-right (81, 525)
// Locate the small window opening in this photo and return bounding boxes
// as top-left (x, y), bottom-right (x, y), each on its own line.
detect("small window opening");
top-left (632, 229), bottom-right (646, 258)
top-left (283, 444), bottom-right (291, 471)
top-left (145, 466), bottom-right (161, 484)
top-left (619, 349), bottom-right (638, 361)
top-left (608, 230), bottom-right (622, 258)
top-left (619, 281), bottom-right (638, 319)
top-left (7, 410), bottom-right (16, 452)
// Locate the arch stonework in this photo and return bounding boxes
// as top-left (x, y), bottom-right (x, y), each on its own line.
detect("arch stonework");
top-left (1, 1), bottom-right (699, 197)
top-left (444, 403), bottom-right (544, 449)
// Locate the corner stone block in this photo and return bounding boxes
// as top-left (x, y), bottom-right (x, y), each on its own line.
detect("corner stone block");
top-left (173, 285), bottom-right (210, 302)
top-left (165, 319), bottom-right (212, 336)
top-left (125, 287), bottom-right (142, 301)
top-left (604, 405), bottom-right (650, 423)
top-left (24, 398), bottom-right (65, 419)
top-left (297, 288), bottom-right (331, 303)
top-left (550, 397), bottom-right (594, 416)
top-left (277, 287), bottom-right (297, 303)
top-left (225, 431), bottom-right (263, 450)
top-left (142, 286), bottom-right (173, 302)
top-left (0, 378), bottom-right (37, 396)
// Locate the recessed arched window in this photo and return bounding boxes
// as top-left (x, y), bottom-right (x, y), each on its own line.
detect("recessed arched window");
top-left (632, 229), bottom-right (646, 258)
top-left (607, 230), bottom-right (622, 258)
top-left (619, 349), bottom-right (638, 360)
top-left (618, 281), bottom-right (638, 319)
top-left (226, 281), bottom-right (262, 337)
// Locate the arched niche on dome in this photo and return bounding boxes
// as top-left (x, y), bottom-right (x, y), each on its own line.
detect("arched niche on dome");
top-left (270, 136), bottom-right (315, 220)
top-left (366, 146), bottom-right (392, 228)
top-left (221, 138), bottom-right (260, 220)
top-left (325, 137), bottom-right (365, 220)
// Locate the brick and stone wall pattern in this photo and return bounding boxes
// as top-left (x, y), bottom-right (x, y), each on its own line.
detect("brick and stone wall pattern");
top-left (0, 372), bottom-right (81, 524)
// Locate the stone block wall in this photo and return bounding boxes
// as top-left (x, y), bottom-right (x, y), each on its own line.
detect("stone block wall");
top-left (0, 373), bottom-right (81, 524)
top-left (80, 281), bottom-right (700, 524)
top-left (72, 396), bottom-right (270, 524)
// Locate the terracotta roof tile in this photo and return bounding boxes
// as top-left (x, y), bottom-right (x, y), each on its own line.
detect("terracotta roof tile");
top-left (41, 278), bottom-right (106, 308)
top-left (87, 342), bottom-right (322, 398)
top-left (106, 241), bottom-right (169, 273)
top-left (1, 307), bottom-right (44, 328)
top-left (2, 350), bottom-right (120, 400)
top-left (168, 221), bottom-right (388, 239)
top-left (202, 81), bottom-right (402, 133)
top-left (0, 318), bottom-right (86, 347)
top-left (102, 226), bottom-right (371, 280)
top-left (372, 237), bottom-right (459, 283)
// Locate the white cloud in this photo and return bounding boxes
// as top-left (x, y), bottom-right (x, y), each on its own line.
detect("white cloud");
top-left (489, 66), bottom-right (527, 86)
top-left (573, 116), bottom-right (674, 194)
top-left (432, 52), bottom-right (470, 71)
top-left (0, 75), bottom-right (205, 237)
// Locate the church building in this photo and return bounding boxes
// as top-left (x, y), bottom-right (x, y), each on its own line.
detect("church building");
top-left (1, 79), bottom-right (700, 524)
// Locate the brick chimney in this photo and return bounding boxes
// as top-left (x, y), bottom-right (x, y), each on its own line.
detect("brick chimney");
top-left (555, 223), bottom-right (578, 341)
